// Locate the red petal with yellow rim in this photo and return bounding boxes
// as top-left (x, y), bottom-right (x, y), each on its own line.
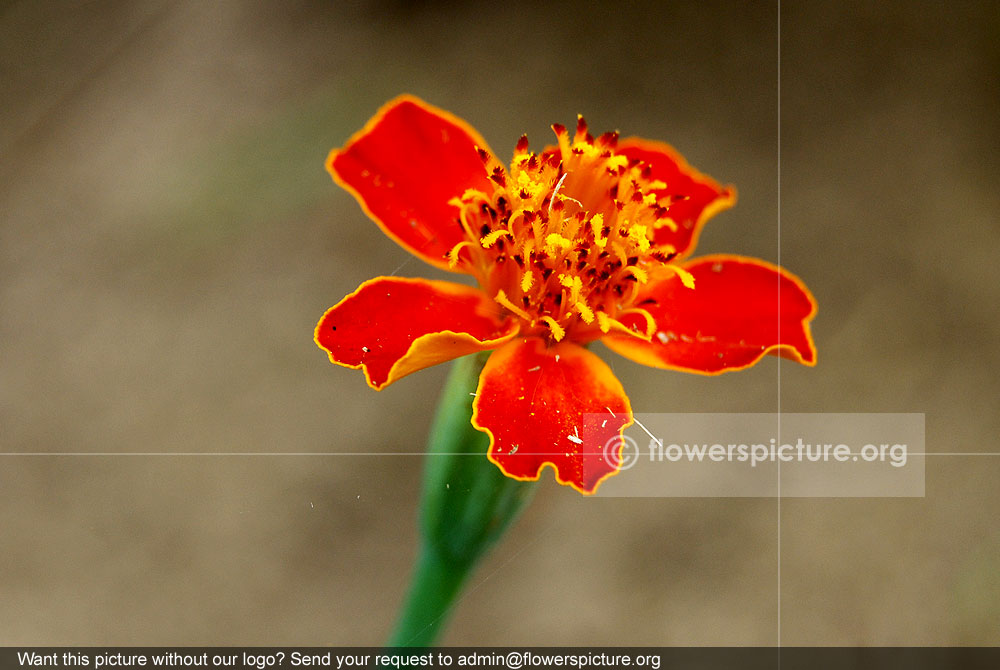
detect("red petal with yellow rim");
top-left (617, 138), bottom-right (736, 257)
top-left (315, 277), bottom-right (518, 390)
top-left (328, 95), bottom-right (498, 271)
top-left (472, 338), bottom-right (633, 495)
top-left (604, 255), bottom-right (817, 374)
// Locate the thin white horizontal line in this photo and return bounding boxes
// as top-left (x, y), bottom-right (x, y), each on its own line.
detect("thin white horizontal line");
top-left (0, 452), bottom-right (997, 457)
top-left (0, 452), bottom-right (460, 457)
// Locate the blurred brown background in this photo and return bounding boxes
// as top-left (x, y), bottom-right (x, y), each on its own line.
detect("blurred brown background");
top-left (2, 0), bottom-right (998, 645)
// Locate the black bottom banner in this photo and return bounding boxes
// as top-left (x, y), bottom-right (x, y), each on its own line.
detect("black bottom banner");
top-left (3, 648), bottom-right (1000, 670)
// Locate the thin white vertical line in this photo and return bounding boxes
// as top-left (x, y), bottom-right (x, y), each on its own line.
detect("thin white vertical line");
top-left (776, 0), bottom-right (783, 652)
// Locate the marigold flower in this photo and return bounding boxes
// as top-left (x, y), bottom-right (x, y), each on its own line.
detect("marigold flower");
top-left (316, 95), bottom-right (817, 494)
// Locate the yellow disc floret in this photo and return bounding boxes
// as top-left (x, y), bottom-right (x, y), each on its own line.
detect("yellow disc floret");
top-left (446, 117), bottom-right (694, 344)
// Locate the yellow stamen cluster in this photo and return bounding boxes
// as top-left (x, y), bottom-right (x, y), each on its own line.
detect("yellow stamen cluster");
top-left (447, 116), bottom-right (693, 343)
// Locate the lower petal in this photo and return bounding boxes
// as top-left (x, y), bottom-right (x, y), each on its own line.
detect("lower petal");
top-left (315, 277), bottom-right (518, 390)
top-left (472, 338), bottom-right (633, 494)
top-left (604, 255), bottom-right (817, 374)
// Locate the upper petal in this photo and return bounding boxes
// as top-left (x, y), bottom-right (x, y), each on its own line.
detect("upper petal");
top-left (328, 95), bottom-right (498, 271)
top-left (603, 255), bottom-right (817, 374)
top-left (315, 277), bottom-right (518, 390)
top-left (472, 338), bottom-right (633, 495)
top-left (618, 138), bottom-right (736, 258)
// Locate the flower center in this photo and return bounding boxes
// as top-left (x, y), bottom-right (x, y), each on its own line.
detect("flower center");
top-left (447, 116), bottom-right (694, 343)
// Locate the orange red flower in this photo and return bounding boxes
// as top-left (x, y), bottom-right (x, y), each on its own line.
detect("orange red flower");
top-left (316, 95), bottom-right (817, 494)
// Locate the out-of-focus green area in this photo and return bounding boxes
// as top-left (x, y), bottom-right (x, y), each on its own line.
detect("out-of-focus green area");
top-left (1, 0), bottom-right (998, 645)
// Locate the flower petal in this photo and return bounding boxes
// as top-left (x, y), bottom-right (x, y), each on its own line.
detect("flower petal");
top-left (603, 255), bottom-right (817, 374)
top-left (618, 138), bottom-right (736, 257)
top-left (472, 337), bottom-right (633, 495)
top-left (315, 277), bottom-right (518, 390)
top-left (328, 95), bottom-right (498, 271)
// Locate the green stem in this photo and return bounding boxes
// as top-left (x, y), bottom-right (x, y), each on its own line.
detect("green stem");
top-left (385, 545), bottom-right (467, 647)
top-left (386, 351), bottom-right (536, 647)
